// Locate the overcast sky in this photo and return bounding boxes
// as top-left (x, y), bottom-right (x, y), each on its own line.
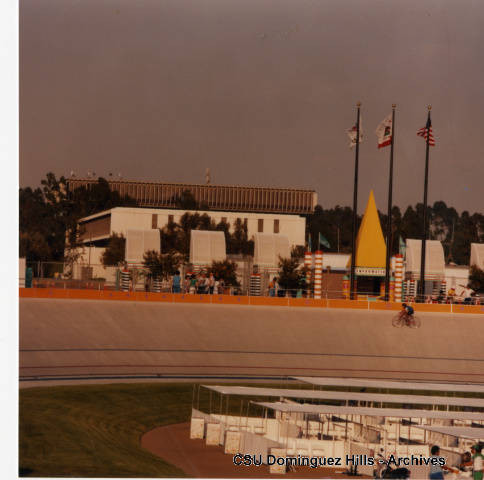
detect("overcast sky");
top-left (19, 0), bottom-right (484, 213)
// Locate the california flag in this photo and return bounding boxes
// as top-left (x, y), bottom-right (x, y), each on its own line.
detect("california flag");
top-left (375, 114), bottom-right (392, 148)
top-left (347, 115), bottom-right (363, 148)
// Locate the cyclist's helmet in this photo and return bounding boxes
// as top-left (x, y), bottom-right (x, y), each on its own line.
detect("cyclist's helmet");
top-left (402, 303), bottom-right (407, 308)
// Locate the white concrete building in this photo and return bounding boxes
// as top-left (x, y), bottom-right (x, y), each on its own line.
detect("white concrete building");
top-left (76, 207), bottom-right (306, 248)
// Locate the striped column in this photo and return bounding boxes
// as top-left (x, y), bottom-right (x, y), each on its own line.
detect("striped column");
top-left (313, 251), bottom-right (323, 299)
top-left (440, 278), bottom-right (447, 299)
top-left (152, 278), bottom-right (162, 293)
top-left (304, 251), bottom-right (313, 298)
top-left (408, 279), bottom-right (417, 302)
top-left (394, 254), bottom-right (404, 303)
top-left (249, 274), bottom-right (261, 296)
top-left (389, 276), bottom-right (395, 302)
top-left (121, 269), bottom-right (131, 292)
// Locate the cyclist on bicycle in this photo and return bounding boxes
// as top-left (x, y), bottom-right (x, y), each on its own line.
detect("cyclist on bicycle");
top-left (399, 303), bottom-right (414, 325)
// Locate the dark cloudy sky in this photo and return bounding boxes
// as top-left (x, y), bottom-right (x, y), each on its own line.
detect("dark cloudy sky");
top-left (20, 0), bottom-right (484, 213)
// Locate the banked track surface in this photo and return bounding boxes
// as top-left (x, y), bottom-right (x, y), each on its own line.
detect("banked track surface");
top-left (19, 298), bottom-right (484, 383)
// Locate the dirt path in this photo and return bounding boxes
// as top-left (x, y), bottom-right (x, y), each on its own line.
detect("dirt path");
top-left (141, 423), bottom-right (370, 478)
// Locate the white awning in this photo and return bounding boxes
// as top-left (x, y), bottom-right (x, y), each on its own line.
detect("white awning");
top-left (405, 239), bottom-right (445, 276)
top-left (471, 243), bottom-right (484, 270)
top-left (189, 230), bottom-right (226, 265)
top-left (253, 402), bottom-right (484, 421)
top-left (253, 233), bottom-right (290, 267)
top-left (293, 376), bottom-right (484, 393)
top-left (202, 385), bottom-right (484, 408)
top-left (412, 425), bottom-right (484, 441)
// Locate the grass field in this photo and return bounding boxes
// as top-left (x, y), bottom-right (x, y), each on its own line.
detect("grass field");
top-left (19, 383), bottom-right (200, 478)
top-left (20, 381), bottom-right (482, 477)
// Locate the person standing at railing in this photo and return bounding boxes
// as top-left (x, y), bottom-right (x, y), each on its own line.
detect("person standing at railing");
top-left (472, 444), bottom-right (484, 480)
top-left (208, 273), bottom-right (215, 294)
top-left (268, 277), bottom-right (277, 297)
top-left (172, 270), bottom-right (181, 294)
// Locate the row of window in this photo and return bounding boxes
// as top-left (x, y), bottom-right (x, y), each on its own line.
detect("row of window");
top-left (151, 214), bottom-right (279, 233)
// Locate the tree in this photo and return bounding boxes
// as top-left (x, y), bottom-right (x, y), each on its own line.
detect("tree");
top-left (277, 256), bottom-right (307, 293)
top-left (19, 173), bottom-right (136, 262)
top-left (206, 260), bottom-right (240, 286)
top-left (228, 219), bottom-right (254, 255)
top-left (174, 189), bottom-right (199, 210)
top-left (101, 233), bottom-right (126, 266)
top-left (142, 250), bottom-right (182, 280)
top-left (469, 266), bottom-right (484, 293)
top-left (291, 245), bottom-right (305, 260)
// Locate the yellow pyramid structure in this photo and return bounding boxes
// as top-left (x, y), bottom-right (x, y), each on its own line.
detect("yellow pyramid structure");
top-left (348, 190), bottom-right (387, 271)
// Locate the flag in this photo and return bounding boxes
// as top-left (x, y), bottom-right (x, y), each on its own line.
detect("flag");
top-left (417, 116), bottom-right (435, 146)
top-left (319, 233), bottom-right (331, 249)
top-left (375, 114), bottom-right (393, 148)
top-left (399, 235), bottom-right (406, 256)
top-left (308, 233), bottom-right (312, 252)
top-left (347, 115), bottom-right (363, 148)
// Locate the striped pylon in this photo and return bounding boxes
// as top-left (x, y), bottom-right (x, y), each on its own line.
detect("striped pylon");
top-left (314, 251), bottom-right (323, 299)
top-left (394, 254), bottom-right (404, 302)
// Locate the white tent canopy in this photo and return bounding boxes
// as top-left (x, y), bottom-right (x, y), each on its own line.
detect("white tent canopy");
top-left (412, 425), bottom-right (484, 441)
top-left (125, 229), bottom-right (160, 263)
top-left (253, 402), bottom-right (484, 421)
top-left (189, 230), bottom-right (226, 265)
top-left (470, 243), bottom-right (484, 270)
top-left (405, 239), bottom-right (445, 276)
top-left (202, 385), bottom-right (484, 408)
top-left (294, 376), bottom-right (484, 393)
top-left (253, 233), bottom-right (290, 267)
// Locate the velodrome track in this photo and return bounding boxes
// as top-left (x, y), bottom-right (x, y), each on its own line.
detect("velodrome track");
top-left (19, 297), bottom-right (484, 383)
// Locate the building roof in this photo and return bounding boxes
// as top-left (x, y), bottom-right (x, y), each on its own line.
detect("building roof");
top-left (348, 190), bottom-right (386, 270)
top-left (253, 401), bottom-right (484, 421)
top-left (412, 425), bottom-right (484, 441)
top-left (294, 376), bottom-right (484, 393)
top-left (202, 385), bottom-right (484, 408)
top-left (66, 178), bottom-right (317, 215)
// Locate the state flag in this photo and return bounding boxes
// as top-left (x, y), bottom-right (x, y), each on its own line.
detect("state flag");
top-left (376, 114), bottom-right (393, 148)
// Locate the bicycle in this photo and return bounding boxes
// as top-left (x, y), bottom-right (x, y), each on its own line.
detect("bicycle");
top-left (392, 312), bottom-right (421, 328)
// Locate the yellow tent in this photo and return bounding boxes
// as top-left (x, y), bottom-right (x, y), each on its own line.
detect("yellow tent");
top-left (348, 190), bottom-right (386, 274)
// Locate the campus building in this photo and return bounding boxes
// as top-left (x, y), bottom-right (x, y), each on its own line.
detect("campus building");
top-left (76, 207), bottom-right (306, 249)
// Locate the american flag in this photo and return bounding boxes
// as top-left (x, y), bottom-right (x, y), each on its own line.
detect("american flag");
top-left (417, 116), bottom-right (435, 146)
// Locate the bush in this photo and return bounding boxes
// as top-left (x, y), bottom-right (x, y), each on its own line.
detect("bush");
top-left (206, 260), bottom-right (239, 286)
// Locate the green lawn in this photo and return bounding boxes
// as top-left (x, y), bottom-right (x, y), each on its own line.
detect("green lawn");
top-left (19, 383), bottom-right (199, 478)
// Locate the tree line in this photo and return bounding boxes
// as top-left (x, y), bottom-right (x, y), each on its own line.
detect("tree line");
top-left (20, 173), bottom-right (484, 267)
top-left (307, 202), bottom-right (484, 265)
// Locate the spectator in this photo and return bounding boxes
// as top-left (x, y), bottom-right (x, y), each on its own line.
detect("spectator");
top-left (471, 444), bottom-right (483, 480)
top-left (429, 445), bottom-right (453, 480)
top-left (214, 278), bottom-right (220, 295)
top-left (208, 273), bottom-right (215, 294)
top-left (268, 277), bottom-right (277, 297)
top-left (460, 285), bottom-right (475, 305)
top-left (189, 274), bottom-right (197, 294)
top-left (172, 270), bottom-right (181, 294)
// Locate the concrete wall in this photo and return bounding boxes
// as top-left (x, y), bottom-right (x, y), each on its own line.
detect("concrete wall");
top-left (19, 298), bottom-right (484, 382)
